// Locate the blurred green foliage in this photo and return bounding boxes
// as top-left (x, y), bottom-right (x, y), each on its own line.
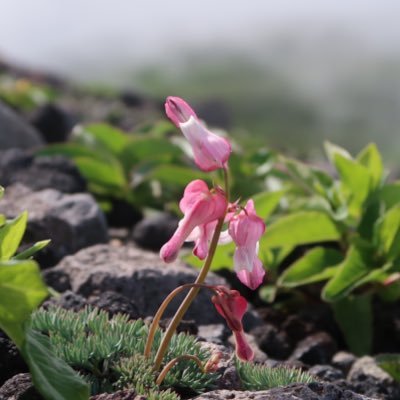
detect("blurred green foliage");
top-left (0, 75), bottom-right (56, 110)
top-left (0, 187), bottom-right (89, 400)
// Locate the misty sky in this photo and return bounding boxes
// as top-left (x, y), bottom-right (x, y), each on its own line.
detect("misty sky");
top-left (1, 0), bottom-right (400, 82)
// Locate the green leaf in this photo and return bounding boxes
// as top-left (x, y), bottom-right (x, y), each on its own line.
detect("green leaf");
top-left (0, 260), bottom-right (48, 347)
top-left (0, 211), bottom-right (28, 261)
top-left (260, 211), bottom-right (341, 250)
top-left (333, 153), bottom-right (371, 217)
top-left (36, 143), bottom-right (100, 160)
top-left (14, 240), bottom-right (51, 260)
top-left (148, 165), bottom-right (210, 187)
top-left (279, 247), bottom-right (343, 288)
top-left (22, 328), bottom-right (90, 400)
top-left (283, 157), bottom-right (333, 196)
top-left (75, 123), bottom-right (129, 155)
top-left (379, 182), bottom-right (400, 209)
top-left (376, 354), bottom-right (400, 382)
top-left (322, 241), bottom-right (375, 302)
top-left (252, 191), bottom-right (284, 221)
top-left (0, 186), bottom-right (4, 199)
top-left (374, 204), bottom-right (400, 260)
top-left (356, 143), bottom-right (383, 189)
top-left (332, 294), bottom-right (372, 355)
top-left (74, 157), bottom-right (127, 190)
top-left (186, 242), bottom-right (235, 271)
top-left (324, 141), bottom-right (352, 161)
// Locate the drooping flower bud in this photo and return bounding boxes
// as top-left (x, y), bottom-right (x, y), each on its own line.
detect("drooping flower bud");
top-left (160, 180), bottom-right (227, 263)
top-left (165, 96), bottom-right (232, 172)
top-left (228, 200), bottom-right (266, 290)
top-left (211, 286), bottom-right (254, 361)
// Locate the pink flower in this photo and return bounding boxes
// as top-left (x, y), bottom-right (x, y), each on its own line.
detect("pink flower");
top-left (228, 200), bottom-right (266, 290)
top-left (165, 96), bottom-right (231, 172)
top-left (160, 180), bottom-right (227, 263)
top-left (211, 286), bottom-right (254, 361)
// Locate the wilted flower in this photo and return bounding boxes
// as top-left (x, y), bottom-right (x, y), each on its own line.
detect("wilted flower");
top-left (165, 96), bottom-right (231, 171)
top-left (228, 200), bottom-right (266, 290)
top-left (160, 180), bottom-right (227, 263)
top-left (211, 286), bottom-right (254, 361)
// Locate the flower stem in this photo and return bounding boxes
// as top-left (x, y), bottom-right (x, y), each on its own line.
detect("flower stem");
top-left (144, 283), bottom-right (215, 358)
top-left (152, 167), bottom-right (230, 371)
top-left (155, 355), bottom-right (204, 386)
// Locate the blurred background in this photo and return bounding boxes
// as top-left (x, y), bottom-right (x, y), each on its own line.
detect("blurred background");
top-left (1, 0), bottom-right (400, 162)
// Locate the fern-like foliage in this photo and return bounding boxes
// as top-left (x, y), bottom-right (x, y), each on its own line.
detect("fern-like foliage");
top-left (31, 307), bottom-right (218, 398)
top-left (235, 359), bottom-right (314, 391)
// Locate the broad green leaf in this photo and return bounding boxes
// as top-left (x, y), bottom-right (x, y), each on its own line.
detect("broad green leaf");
top-left (259, 285), bottom-right (278, 303)
top-left (186, 242), bottom-right (235, 271)
top-left (0, 260), bottom-right (48, 346)
top-left (332, 294), bottom-right (372, 355)
top-left (356, 143), bottom-right (383, 189)
top-left (74, 123), bottom-right (129, 155)
top-left (252, 190), bottom-right (284, 221)
top-left (0, 186), bottom-right (4, 199)
top-left (122, 137), bottom-right (183, 164)
top-left (36, 143), bottom-right (100, 160)
top-left (74, 157), bottom-right (127, 190)
top-left (14, 240), bottom-right (51, 260)
top-left (22, 328), bottom-right (90, 400)
top-left (260, 211), bottom-right (341, 250)
top-left (324, 141), bottom-right (352, 161)
top-left (358, 200), bottom-right (382, 240)
top-left (379, 182), bottom-right (400, 209)
top-left (376, 354), bottom-right (400, 382)
top-left (283, 157), bottom-right (333, 197)
top-left (148, 165), bottom-right (210, 187)
top-left (0, 214), bottom-right (5, 226)
top-left (279, 247), bottom-right (343, 288)
top-left (333, 153), bottom-right (371, 217)
top-left (322, 241), bottom-right (375, 302)
top-left (0, 211), bottom-right (28, 261)
top-left (374, 204), bottom-right (400, 260)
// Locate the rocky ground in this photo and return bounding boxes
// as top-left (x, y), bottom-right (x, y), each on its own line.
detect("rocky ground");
top-left (0, 61), bottom-right (400, 399)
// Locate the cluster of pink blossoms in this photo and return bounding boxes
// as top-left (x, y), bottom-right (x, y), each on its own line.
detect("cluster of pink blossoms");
top-left (160, 96), bottom-right (266, 360)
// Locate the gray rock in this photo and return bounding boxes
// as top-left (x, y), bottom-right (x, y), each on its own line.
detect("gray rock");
top-left (198, 324), bottom-right (230, 345)
top-left (290, 331), bottom-right (337, 365)
top-left (193, 382), bottom-right (373, 399)
top-left (132, 212), bottom-right (179, 251)
top-left (308, 364), bottom-right (344, 382)
top-left (90, 389), bottom-right (141, 400)
top-left (0, 332), bottom-right (27, 386)
top-left (0, 101), bottom-right (43, 149)
top-left (0, 373), bottom-right (42, 400)
top-left (0, 184), bottom-right (108, 267)
top-left (348, 356), bottom-right (400, 399)
top-left (0, 149), bottom-right (86, 193)
top-left (332, 351), bottom-right (357, 374)
top-left (44, 244), bottom-right (231, 325)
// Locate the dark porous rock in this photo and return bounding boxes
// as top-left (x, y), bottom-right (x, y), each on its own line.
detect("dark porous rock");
top-left (332, 351), bottom-right (357, 374)
top-left (0, 373), bottom-right (42, 400)
top-left (348, 356), bottom-right (400, 400)
top-left (0, 149), bottom-right (86, 193)
top-left (89, 291), bottom-right (140, 320)
top-left (90, 389), bottom-right (142, 400)
top-left (193, 382), bottom-right (373, 399)
top-left (43, 244), bottom-right (229, 325)
top-left (131, 213), bottom-right (179, 251)
top-left (197, 324), bottom-right (231, 345)
top-left (159, 318), bottom-right (198, 335)
top-left (0, 184), bottom-right (108, 267)
top-left (308, 364), bottom-right (344, 382)
top-left (0, 101), bottom-right (43, 150)
top-left (42, 290), bottom-right (87, 311)
top-left (30, 103), bottom-right (74, 143)
top-left (250, 323), bottom-right (293, 360)
top-left (281, 314), bottom-right (315, 343)
top-left (290, 331), bottom-right (337, 366)
top-left (0, 332), bottom-right (27, 386)
top-left (106, 199), bottom-right (143, 228)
